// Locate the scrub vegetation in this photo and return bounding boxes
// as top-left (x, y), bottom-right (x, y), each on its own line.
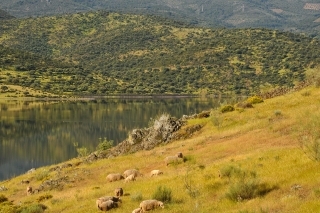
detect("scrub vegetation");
top-left (0, 11), bottom-right (319, 97)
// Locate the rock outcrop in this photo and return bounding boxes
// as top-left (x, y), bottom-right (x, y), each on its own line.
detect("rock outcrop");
top-left (86, 111), bottom-right (209, 161)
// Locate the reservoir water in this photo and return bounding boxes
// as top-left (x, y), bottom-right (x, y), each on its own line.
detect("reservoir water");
top-left (0, 97), bottom-right (235, 181)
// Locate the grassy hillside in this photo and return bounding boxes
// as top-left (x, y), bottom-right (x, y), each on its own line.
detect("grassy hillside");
top-left (1, 85), bottom-right (320, 212)
top-left (0, 11), bottom-right (319, 96)
top-left (1, 0), bottom-right (319, 37)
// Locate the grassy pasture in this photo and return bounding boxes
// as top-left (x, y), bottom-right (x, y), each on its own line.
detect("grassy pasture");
top-left (1, 86), bottom-right (320, 212)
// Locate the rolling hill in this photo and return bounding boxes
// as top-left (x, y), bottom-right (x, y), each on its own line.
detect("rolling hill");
top-left (0, 11), bottom-right (319, 97)
top-left (0, 0), bottom-right (320, 37)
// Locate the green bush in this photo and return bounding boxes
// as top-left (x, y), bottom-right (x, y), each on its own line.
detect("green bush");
top-left (221, 165), bottom-right (275, 202)
top-left (152, 186), bottom-right (172, 203)
top-left (247, 96), bottom-right (264, 104)
top-left (76, 147), bottom-right (88, 158)
top-left (96, 138), bottom-right (113, 151)
top-left (220, 105), bottom-right (235, 113)
top-left (226, 179), bottom-right (260, 201)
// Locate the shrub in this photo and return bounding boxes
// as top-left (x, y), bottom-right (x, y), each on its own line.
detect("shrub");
top-left (247, 95), bottom-right (263, 104)
top-left (226, 179), bottom-right (260, 201)
top-left (76, 147), bottom-right (88, 158)
top-left (222, 166), bottom-right (276, 202)
top-left (0, 194), bottom-right (8, 203)
top-left (152, 186), bottom-right (172, 203)
top-left (96, 137), bottom-right (113, 151)
top-left (219, 165), bottom-right (242, 181)
top-left (220, 105), bottom-right (235, 113)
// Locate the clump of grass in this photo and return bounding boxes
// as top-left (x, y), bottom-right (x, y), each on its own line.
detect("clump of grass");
top-left (313, 188), bottom-right (320, 198)
top-left (152, 186), bottom-right (172, 203)
top-left (19, 203), bottom-right (47, 213)
top-left (274, 110), bottom-right (282, 117)
top-left (37, 194), bottom-right (53, 202)
top-left (301, 90), bottom-right (311, 96)
top-left (131, 192), bottom-right (143, 202)
top-left (219, 165), bottom-right (242, 181)
top-left (35, 169), bottom-right (49, 181)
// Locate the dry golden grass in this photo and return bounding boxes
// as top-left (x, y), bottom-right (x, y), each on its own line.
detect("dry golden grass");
top-left (2, 86), bottom-right (320, 212)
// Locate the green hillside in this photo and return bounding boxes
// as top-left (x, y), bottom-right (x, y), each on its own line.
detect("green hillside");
top-left (1, 0), bottom-right (319, 37)
top-left (0, 11), bottom-right (319, 96)
top-left (2, 85), bottom-right (320, 212)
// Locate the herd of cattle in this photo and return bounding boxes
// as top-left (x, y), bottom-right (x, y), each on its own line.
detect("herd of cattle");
top-left (26, 152), bottom-right (184, 212)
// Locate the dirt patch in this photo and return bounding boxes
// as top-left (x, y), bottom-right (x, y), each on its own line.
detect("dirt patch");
top-left (304, 3), bottom-right (320, 10)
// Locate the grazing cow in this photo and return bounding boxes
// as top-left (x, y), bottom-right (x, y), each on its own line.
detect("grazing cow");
top-left (139, 200), bottom-right (164, 212)
top-left (106, 173), bottom-right (124, 182)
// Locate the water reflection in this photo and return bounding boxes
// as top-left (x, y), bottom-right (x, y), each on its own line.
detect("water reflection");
top-left (0, 97), bottom-right (237, 181)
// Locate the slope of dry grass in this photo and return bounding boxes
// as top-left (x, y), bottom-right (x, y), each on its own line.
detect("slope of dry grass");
top-left (1, 86), bottom-right (320, 212)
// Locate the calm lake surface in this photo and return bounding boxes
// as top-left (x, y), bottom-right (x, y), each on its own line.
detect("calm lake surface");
top-left (0, 97), bottom-right (237, 181)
